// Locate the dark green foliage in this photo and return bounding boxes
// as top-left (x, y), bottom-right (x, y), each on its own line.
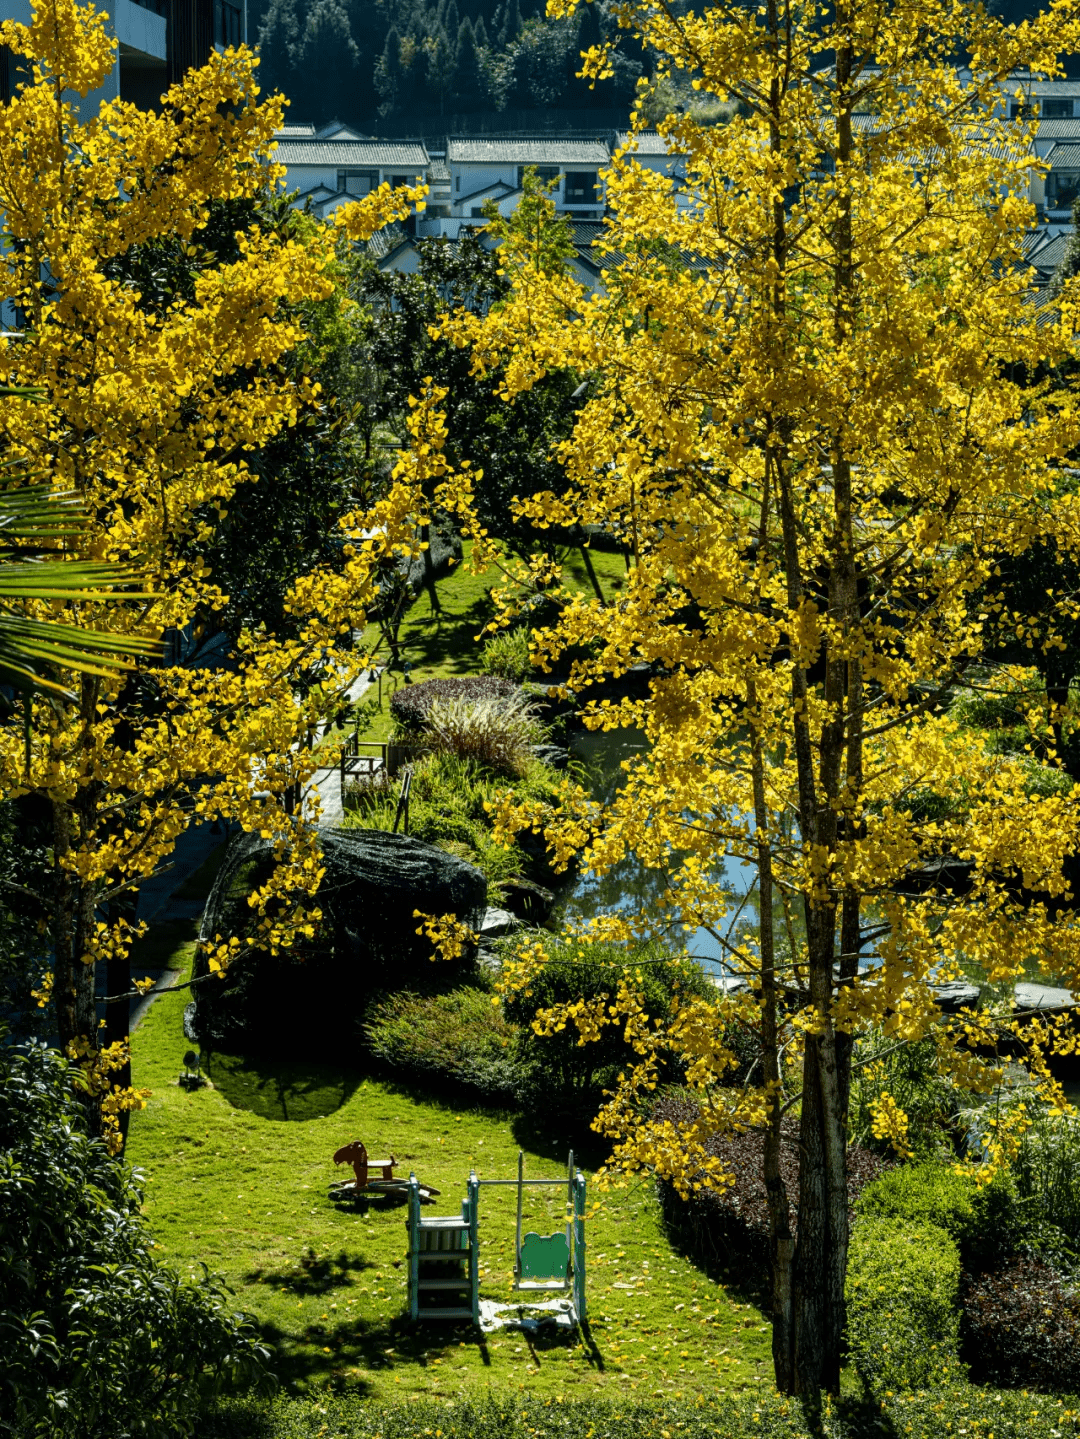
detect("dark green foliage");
top-left (0, 796), bottom-right (52, 1040)
top-left (364, 987), bottom-right (520, 1102)
top-left (503, 937), bottom-right (712, 1120)
top-left (961, 1257), bottom-right (1080, 1391)
top-left (0, 1044), bottom-right (270, 1438)
top-left (201, 1389), bottom-right (1080, 1439)
top-left (845, 1217), bottom-right (964, 1390)
top-left (1014, 1112), bottom-right (1080, 1246)
top-left (351, 235), bottom-right (583, 560)
top-left (255, 0), bottom-right (639, 129)
top-left (855, 1160), bottom-right (1023, 1271)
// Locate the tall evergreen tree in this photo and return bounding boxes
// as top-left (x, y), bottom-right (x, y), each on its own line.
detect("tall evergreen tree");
top-left (294, 0), bottom-right (360, 122)
top-left (375, 24), bottom-right (403, 115)
top-left (453, 17), bottom-right (484, 112)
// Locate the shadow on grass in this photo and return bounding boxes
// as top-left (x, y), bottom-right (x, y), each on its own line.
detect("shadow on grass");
top-left (205, 1051), bottom-right (363, 1122)
top-left (511, 1108), bottom-right (611, 1173)
top-left (401, 594), bottom-right (496, 674)
top-left (244, 1248), bottom-right (373, 1298)
top-left (129, 917), bottom-right (199, 970)
top-left (257, 1309), bottom-right (502, 1393)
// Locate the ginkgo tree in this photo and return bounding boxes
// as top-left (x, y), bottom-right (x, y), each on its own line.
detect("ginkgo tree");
top-left (428, 0), bottom-right (1080, 1396)
top-left (0, 0), bottom-right (429, 1146)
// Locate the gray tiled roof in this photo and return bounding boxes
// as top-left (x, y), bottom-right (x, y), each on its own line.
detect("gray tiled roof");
top-left (615, 131), bottom-right (681, 155)
top-left (1007, 80), bottom-right (1080, 96)
top-left (1046, 143), bottom-right (1080, 166)
top-left (428, 160), bottom-right (451, 181)
top-left (447, 137), bottom-right (610, 165)
top-left (1029, 231), bottom-right (1071, 272)
top-left (275, 123), bottom-right (316, 137)
top-left (273, 139), bottom-right (430, 168)
top-left (1034, 118), bottom-right (1080, 138)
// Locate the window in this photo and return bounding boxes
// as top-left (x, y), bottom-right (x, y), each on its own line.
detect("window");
top-left (470, 207), bottom-right (486, 217)
top-left (213, 0), bottom-right (242, 48)
top-left (391, 175), bottom-right (410, 188)
top-left (564, 171), bottom-right (598, 204)
top-left (1016, 97), bottom-right (1074, 118)
top-left (517, 165), bottom-right (559, 187)
top-left (1047, 169), bottom-right (1080, 211)
top-left (336, 169), bottom-right (379, 195)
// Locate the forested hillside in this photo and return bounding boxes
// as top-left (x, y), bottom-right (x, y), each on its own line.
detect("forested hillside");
top-left (254, 0), bottom-right (644, 131)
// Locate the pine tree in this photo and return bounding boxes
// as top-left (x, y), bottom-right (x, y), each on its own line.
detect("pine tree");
top-left (453, 17), bottom-right (484, 112)
top-left (295, 0), bottom-right (360, 123)
top-left (473, 13), bottom-right (489, 50)
top-left (375, 24), bottom-right (403, 115)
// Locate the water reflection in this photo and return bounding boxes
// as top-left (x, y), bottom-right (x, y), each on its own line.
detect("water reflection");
top-left (555, 728), bottom-right (755, 975)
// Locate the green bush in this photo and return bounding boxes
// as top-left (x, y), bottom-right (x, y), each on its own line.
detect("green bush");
top-left (503, 936), bottom-right (713, 1121)
top-left (479, 627), bottom-right (532, 682)
top-left (1014, 1110), bottom-right (1080, 1247)
top-left (845, 1216), bottom-right (964, 1390)
top-left (203, 1389), bottom-right (1080, 1439)
top-left (855, 1160), bottom-right (1020, 1270)
top-left (363, 987), bottom-right (521, 1103)
top-left (343, 752), bottom-right (565, 898)
top-left (0, 1044), bottom-right (270, 1439)
top-left (848, 1034), bottom-right (965, 1158)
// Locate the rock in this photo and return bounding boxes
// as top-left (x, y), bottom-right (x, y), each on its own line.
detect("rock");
top-left (930, 981), bottom-right (982, 1014)
top-left (188, 827), bottom-right (486, 1055)
top-left (501, 876), bottom-right (555, 922)
top-left (1014, 981), bottom-right (1077, 1014)
top-left (479, 908), bottom-right (517, 939)
top-left (708, 973), bottom-right (751, 996)
top-left (403, 523), bottom-right (463, 597)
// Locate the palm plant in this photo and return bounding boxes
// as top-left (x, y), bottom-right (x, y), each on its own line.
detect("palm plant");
top-left (0, 478), bottom-right (159, 700)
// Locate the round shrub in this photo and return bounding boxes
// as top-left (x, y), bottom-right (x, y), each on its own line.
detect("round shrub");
top-left (855, 1160), bottom-right (1020, 1270)
top-left (364, 988), bottom-right (521, 1103)
top-left (390, 675), bottom-right (516, 731)
top-left (846, 1216), bottom-right (964, 1391)
top-left (479, 628), bottom-right (532, 683)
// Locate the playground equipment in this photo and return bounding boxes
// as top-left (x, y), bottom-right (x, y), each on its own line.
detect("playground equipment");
top-left (330, 1139), bottom-right (439, 1202)
top-left (406, 1151), bottom-right (586, 1325)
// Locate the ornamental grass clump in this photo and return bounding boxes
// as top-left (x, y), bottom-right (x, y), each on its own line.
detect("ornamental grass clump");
top-left (390, 675), bottom-right (515, 731)
top-left (425, 690), bottom-right (545, 777)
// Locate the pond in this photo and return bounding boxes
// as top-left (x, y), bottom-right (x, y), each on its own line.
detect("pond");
top-left (553, 727), bottom-right (757, 978)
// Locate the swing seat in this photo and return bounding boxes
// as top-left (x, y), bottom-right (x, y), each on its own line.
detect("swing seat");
top-left (519, 1230), bottom-right (570, 1284)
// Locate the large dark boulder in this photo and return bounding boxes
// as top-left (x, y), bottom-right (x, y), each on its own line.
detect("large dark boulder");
top-left (187, 828), bottom-right (486, 1056)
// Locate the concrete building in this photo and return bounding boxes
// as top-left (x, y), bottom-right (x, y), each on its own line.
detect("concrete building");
top-left (0, 0), bottom-right (245, 115)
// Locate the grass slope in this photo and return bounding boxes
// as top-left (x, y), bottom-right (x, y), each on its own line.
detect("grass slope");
top-left (128, 957), bottom-right (772, 1404)
top-left (324, 542), bottom-right (630, 755)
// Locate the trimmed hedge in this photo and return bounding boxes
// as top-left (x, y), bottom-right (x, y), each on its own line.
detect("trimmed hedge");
top-left (390, 675), bottom-right (516, 731)
top-left (855, 1160), bottom-right (1019, 1270)
top-left (845, 1217), bottom-right (964, 1389)
top-left (201, 1391), bottom-right (1080, 1439)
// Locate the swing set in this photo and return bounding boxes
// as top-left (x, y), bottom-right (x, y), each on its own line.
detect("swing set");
top-left (406, 1151), bottom-right (586, 1325)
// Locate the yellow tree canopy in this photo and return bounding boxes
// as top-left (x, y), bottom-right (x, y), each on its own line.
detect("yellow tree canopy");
top-left (0, 0), bottom-right (435, 1143)
top-left (428, 0), bottom-right (1080, 1393)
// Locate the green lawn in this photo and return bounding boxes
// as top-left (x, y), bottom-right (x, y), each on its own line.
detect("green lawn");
top-left (314, 541), bottom-right (630, 761)
top-left (127, 951), bottom-right (772, 1405)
